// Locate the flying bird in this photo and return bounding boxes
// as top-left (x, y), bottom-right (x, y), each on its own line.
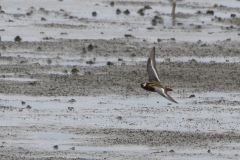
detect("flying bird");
top-left (139, 47), bottom-right (178, 103)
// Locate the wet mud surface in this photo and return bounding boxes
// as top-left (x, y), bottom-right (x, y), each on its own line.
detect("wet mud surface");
top-left (0, 0), bottom-right (240, 159)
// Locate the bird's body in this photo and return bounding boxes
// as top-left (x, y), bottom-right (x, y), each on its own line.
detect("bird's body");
top-left (139, 47), bottom-right (178, 104)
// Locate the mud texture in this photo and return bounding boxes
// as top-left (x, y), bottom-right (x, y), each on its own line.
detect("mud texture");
top-left (0, 0), bottom-right (240, 159)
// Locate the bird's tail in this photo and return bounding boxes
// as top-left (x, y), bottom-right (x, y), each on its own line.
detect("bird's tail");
top-left (164, 87), bottom-right (173, 91)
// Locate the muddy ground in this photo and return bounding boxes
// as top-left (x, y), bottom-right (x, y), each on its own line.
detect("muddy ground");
top-left (0, 0), bottom-right (240, 159)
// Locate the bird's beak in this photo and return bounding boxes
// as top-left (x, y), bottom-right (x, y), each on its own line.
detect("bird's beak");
top-left (138, 85), bottom-right (142, 88)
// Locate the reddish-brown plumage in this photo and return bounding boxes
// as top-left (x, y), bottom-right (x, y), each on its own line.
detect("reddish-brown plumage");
top-left (164, 87), bottom-right (173, 91)
top-left (142, 83), bottom-right (155, 92)
top-left (142, 83), bottom-right (173, 92)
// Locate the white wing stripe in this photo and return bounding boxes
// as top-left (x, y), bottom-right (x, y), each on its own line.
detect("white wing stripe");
top-left (162, 88), bottom-right (168, 97)
top-left (151, 59), bottom-right (161, 82)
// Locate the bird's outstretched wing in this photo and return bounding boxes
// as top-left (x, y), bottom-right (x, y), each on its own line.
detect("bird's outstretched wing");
top-left (147, 47), bottom-right (161, 82)
top-left (153, 86), bottom-right (178, 104)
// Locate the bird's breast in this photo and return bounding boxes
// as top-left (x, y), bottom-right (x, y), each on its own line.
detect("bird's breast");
top-left (143, 83), bottom-right (155, 92)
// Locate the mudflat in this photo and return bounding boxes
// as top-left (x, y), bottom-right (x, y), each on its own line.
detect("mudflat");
top-left (0, 0), bottom-right (240, 159)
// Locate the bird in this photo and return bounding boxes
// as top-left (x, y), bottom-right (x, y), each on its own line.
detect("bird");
top-left (139, 47), bottom-right (178, 103)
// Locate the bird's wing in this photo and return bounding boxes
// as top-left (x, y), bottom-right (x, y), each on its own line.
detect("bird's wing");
top-left (153, 87), bottom-right (178, 104)
top-left (147, 47), bottom-right (161, 82)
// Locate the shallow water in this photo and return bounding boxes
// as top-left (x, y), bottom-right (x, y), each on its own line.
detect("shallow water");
top-left (173, 157), bottom-right (230, 160)
top-left (0, 92), bottom-right (239, 110)
top-left (206, 0), bottom-right (240, 8)
top-left (0, 92), bottom-right (239, 133)
top-left (33, 143), bottom-right (150, 151)
top-left (0, 36), bottom-right (41, 42)
top-left (1, 0), bottom-right (238, 44)
top-left (34, 132), bottom-right (81, 139)
top-left (3, 8), bottom-right (26, 14)
top-left (0, 78), bottom-right (38, 82)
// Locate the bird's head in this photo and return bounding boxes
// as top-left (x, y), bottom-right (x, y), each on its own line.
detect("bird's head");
top-left (139, 83), bottom-right (146, 88)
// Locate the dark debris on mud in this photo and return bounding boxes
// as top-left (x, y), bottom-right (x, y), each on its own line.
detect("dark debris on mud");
top-left (0, 39), bottom-right (239, 97)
